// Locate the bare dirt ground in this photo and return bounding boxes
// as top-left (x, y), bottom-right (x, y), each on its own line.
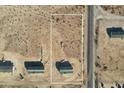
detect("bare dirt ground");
top-left (96, 19), bottom-right (124, 88)
top-left (101, 5), bottom-right (124, 16)
top-left (0, 5), bottom-right (85, 88)
top-left (52, 15), bottom-right (83, 82)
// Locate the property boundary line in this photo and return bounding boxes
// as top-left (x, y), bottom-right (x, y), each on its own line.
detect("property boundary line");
top-left (50, 14), bottom-right (84, 84)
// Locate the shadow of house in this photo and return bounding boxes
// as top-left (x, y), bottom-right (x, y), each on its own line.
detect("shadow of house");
top-left (56, 60), bottom-right (73, 74)
top-left (0, 60), bottom-right (13, 73)
top-left (24, 61), bottom-right (44, 73)
top-left (107, 27), bottom-right (124, 38)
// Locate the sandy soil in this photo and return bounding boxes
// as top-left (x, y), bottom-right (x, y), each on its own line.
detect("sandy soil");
top-left (0, 5), bottom-right (85, 87)
top-left (96, 19), bottom-right (124, 88)
top-left (101, 5), bottom-right (124, 16)
top-left (52, 15), bottom-right (83, 82)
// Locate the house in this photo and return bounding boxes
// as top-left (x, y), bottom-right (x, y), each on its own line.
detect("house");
top-left (56, 60), bottom-right (73, 74)
top-left (24, 61), bottom-right (44, 73)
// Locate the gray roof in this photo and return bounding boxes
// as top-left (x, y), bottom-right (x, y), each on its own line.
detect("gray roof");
top-left (24, 61), bottom-right (44, 73)
top-left (107, 27), bottom-right (124, 38)
top-left (0, 60), bottom-right (13, 72)
top-left (56, 60), bottom-right (73, 73)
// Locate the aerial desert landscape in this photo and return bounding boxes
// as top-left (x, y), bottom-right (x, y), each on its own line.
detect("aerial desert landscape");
top-left (95, 6), bottom-right (124, 88)
top-left (0, 5), bottom-right (85, 88)
top-left (1, 5), bottom-right (124, 88)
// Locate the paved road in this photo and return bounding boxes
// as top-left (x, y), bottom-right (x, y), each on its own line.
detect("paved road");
top-left (87, 5), bottom-right (94, 88)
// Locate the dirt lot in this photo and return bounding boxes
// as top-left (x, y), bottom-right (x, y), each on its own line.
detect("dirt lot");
top-left (96, 19), bottom-right (124, 88)
top-left (0, 6), bottom-right (85, 87)
top-left (101, 5), bottom-right (124, 16)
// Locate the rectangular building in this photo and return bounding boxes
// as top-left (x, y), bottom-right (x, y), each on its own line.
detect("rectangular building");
top-left (107, 27), bottom-right (124, 38)
top-left (0, 61), bottom-right (13, 72)
top-left (56, 60), bottom-right (73, 74)
top-left (24, 61), bottom-right (44, 73)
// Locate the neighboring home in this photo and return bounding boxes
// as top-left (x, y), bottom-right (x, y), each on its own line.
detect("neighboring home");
top-left (24, 61), bottom-right (44, 73)
top-left (56, 60), bottom-right (73, 74)
top-left (107, 27), bottom-right (124, 38)
top-left (0, 60), bottom-right (13, 73)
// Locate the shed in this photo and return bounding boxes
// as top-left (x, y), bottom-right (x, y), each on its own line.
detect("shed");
top-left (107, 27), bottom-right (124, 38)
top-left (24, 61), bottom-right (44, 73)
top-left (56, 60), bottom-right (73, 74)
top-left (0, 60), bottom-right (13, 72)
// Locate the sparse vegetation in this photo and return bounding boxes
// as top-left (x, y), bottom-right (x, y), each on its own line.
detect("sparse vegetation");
top-left (0, 5), bottom-right (85, 88)
top-left (101, 5), bottom-right (124, 16)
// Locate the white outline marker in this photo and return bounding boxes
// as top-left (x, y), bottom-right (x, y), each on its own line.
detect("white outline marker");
top-left (50, 14), bottom-right (83, 83)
